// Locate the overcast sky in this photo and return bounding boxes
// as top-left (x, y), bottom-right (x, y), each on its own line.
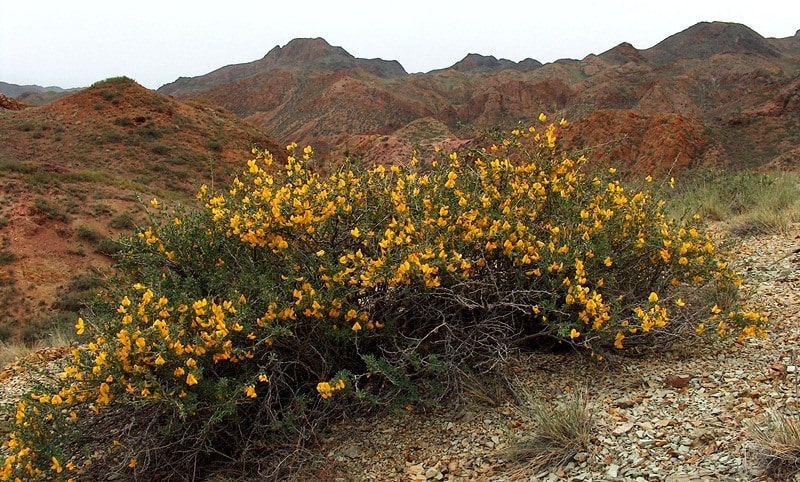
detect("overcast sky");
top-left (2, 1), bottom-right (798, 90)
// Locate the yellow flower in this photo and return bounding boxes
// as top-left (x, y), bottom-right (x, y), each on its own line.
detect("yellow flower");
top-left (675, 298), bottom-right (686, 307)
top-left (317, 382), bottom-right (333, 399)
top-left (538, 113), bottom-right (547, 122)
top-left (711, 304), bottom-right (722, 314)
top-left (129, 458), bottom-right (137, 468)
top-left (51, 456), bottom-right (63, 473)
top-left (75, 317), bottom-right (85, 335)
top-left (186, 373), bottom-right (198, 386)
top-left (569, 328), bottom-right (580, 339)
top-left (258, 374), bottom-right (269, 383)
top-left (352, 321), bottom-right (362, 332)
top-left (648, 292), bottom-right (659, 303)
top-left (244, 385), bottom-right (257, 398)
top-left (350, 227), bottom-right (360, 238)
top-left (150, 198), bottom-right (160, 209)
top-left (614, 332), bottom-right (625, 349)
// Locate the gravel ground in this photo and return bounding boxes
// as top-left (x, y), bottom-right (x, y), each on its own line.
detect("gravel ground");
top-left (309, 224), bottom-right (800, 482)
top-left (0, 224), bottom-right (798, 482)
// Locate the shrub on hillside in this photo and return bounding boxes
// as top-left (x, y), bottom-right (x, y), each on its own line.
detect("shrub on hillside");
top-left (0, 118), bottom-right (767, 480)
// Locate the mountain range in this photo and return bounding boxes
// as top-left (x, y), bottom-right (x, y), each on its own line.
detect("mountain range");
top-left (153, 21), bottom-right (800, 172)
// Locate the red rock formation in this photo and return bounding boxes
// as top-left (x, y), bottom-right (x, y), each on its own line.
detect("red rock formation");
top-left (0, 93), bottom-right (29, 110)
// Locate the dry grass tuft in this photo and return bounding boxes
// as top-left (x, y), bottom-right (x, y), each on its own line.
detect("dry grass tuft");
top-left (508, 386), bottom-right (593, 472)
top-left (747, 410), bottom-right (800, 478)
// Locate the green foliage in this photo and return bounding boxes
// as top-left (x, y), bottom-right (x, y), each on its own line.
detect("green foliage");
top-left (0, 122), bottom-right (767, 480)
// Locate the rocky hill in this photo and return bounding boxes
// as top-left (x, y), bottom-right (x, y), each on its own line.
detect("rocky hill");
top-left (0, 77), bottom-right (282, 341)
top-left (156, 22), bottom-right (800, 173)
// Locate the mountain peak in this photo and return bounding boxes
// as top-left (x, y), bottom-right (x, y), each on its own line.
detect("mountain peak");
top-left (444, 53), bottom-right (541, 73)
top-left (265, 37), bottom-right (346, 64)
top-left (599, 42), bottom-right (647, 65)
top-left (644, 21), bottom-right (781, 64)
top-left (159, 38), bottom-right (405, 95)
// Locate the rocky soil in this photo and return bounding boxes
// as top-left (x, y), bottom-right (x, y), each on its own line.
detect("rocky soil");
top-left (309, 224), bottom-right (800, 482)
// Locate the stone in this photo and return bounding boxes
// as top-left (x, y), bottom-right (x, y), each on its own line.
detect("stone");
top-left (612, 422), bottom-right (635, 436)
top-left (665, 374), bottom-right (692, 389)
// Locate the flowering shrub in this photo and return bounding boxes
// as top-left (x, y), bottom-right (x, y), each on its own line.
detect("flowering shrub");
top-left (0, 118), bottom-right (766, 480)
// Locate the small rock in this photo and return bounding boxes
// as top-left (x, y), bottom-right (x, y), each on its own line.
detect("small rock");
top-left (607, 463), bottom-right (619, 478)
top-left (424, 467), bottom-right (440, 479)
top-left (612, 422), bottom-right (635, 436)
top-left (665, 374), bottom-right (692, 389)
top-left (573, 451), bottom-right (589, 462)
top-left (344, 444), bottom-right (361, 458)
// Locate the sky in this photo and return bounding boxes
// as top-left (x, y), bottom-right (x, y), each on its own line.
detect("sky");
top-left (1, 1), bottom-right (798, 91)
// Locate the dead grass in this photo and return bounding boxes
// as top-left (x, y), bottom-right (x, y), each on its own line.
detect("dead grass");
top-left (507, 385), bottom-right (593, 472)
top-left (0, 326), bottom-right (74, 368)
top-left (747, 410), bottom-right (800, 478)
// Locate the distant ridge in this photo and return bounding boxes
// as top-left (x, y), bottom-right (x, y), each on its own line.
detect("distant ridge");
top-left (159, 38), bottom-right (407, 96)
top-left (0, 81), bottom-right (79, 98)
top-left (437, 53), bottom-right (542, 73)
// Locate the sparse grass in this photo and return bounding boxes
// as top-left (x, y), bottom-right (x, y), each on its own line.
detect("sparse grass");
top-left (508, 386), bottom-right (593, 472)
top-left (108, 212), bottom-right (136, 230)
top-left (663, 169), bottom-right (800, 235)
top-left (91, 203), bottom-right (114, 217)
top-left (0, 248), bottom-right (15, 264)
top-left (747, 410), bottom-right (800, 478)
top-left (206, 139), bottom-right (223, 153)
top-left (13, 312), bottom-right (77, 347)
top-left (0, 325), bottom-right (75, 368)
top-left (33, 197), bottom-right (71, 222)
top-left (151, 144), bottom-right (170, 156)
top-left (95, 236), bottom-right (123, 256)
top-left (113, 116), bottom-right (134, 127)
top-left (75, 224), bottom-right (103, 244)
